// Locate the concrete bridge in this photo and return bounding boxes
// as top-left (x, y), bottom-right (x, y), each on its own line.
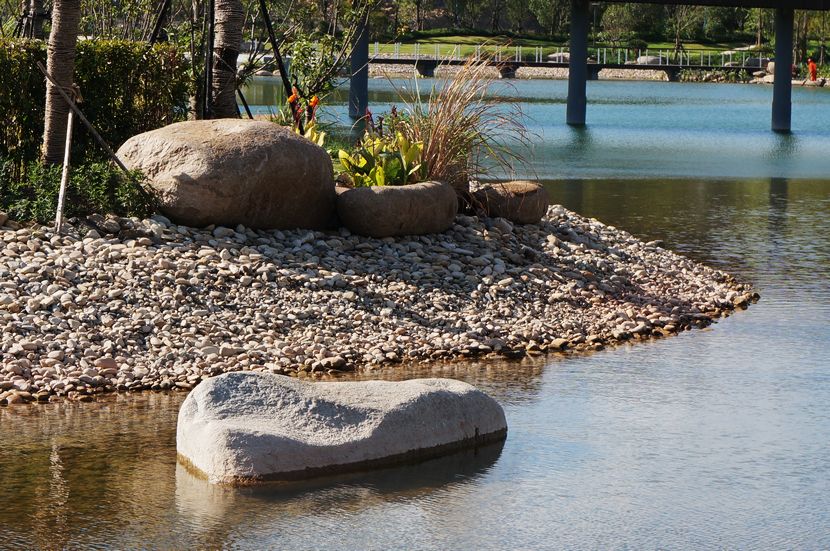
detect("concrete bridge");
top-left (369, 55), bottom-right (769, 81)
top-left (350, 0), bottom-right (830, 133)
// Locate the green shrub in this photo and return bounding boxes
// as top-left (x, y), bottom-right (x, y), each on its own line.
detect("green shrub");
top-left (0, 39), bottom-right (190, 176)
top-left (337, 116), bottom-right (424, 187)
top-left (0, 157), bottom-right (155, 223)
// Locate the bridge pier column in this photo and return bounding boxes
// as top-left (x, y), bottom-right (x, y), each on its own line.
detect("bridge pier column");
top-left (415, 60), bottom-right (438, 78)
top-left (567, 0), bottom-right (590, 126)
top-left (772, 8), bottom-right (794, 133)
top-left (349, 16), bottom-right (369, 120)
top-left (498, 63), bottom-right (518, 79)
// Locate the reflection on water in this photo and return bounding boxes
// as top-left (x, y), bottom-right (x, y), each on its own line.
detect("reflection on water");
top-left (175, 441), bottom-right (504, 547)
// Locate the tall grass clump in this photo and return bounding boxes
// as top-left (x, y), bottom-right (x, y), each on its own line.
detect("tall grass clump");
top-left (398, 57), bottom-right (530, 198)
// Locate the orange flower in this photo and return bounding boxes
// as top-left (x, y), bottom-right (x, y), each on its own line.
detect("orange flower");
top-left (309, 96), bottom-right (319, 108)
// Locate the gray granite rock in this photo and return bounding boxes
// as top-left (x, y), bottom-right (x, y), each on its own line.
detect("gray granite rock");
top-left (176, 372), bottom-right (507, 484)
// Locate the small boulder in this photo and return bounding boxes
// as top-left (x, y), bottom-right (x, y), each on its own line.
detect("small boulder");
top-left (176, 372), bottom-right (507, 485)
top-left (636, 55), bottom-right (666, 66)
top-left (473, 181), bottom-right (550, 225)
top-left (336, 181), bottom-right (457, 238)
top-left (116, 119), bottom-right (335, 230)
top-left (0, 212), bottom-right (7, 226)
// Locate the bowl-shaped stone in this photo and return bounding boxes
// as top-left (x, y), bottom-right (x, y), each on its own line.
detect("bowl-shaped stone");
top-left (336, 181), bottom-right (458, 237)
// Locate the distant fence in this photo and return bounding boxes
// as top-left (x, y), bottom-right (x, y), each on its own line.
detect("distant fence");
top-left (368, 42), bottom-right (776, 69)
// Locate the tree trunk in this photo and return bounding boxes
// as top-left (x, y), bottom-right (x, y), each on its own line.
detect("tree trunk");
top-left (756, 9), bottom-right (763, 48)
top-left (490, 0), bottom-right (502, 32)
top-left (42, 0), bottom-right (81, 164)
top-left (211, 0), bottom-right (243, 118)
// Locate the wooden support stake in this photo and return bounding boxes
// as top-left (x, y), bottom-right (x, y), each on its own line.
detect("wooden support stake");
top-left (148, 0), bottom-right (173, 44)
top-left (237, 87), bottom-right (254, 119)
top-left (258, 0), bottom-right (302, 133)
top-left (54, 110), bottom-right (74, 234)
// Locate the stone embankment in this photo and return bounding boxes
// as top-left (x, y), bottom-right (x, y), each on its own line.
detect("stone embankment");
top-left (369, 63), bottom-right (669, 81)
top-left (0, 207), bottom-right (756, 405)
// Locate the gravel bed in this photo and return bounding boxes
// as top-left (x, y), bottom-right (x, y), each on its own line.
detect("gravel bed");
top-left (0, 207), bottom-right (755, 405)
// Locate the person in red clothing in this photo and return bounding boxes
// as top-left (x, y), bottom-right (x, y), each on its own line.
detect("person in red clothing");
top-left (807, 58), bottom-right (818, 82)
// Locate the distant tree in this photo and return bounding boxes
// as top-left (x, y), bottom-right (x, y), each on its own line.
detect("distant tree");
top-left (504, 0), bottom-right (527, 34)
top-left (600, 3), bottom-right (664, 43)
top-left (664, 5), bottom-right (703, 53)
top-left (747, 8), bottom-right (773, 48)
top-left (489, 0), bottom-right (506, 32)
top-left (528, 0), bottom-right (569, 39)
top-left (22, 0), bottom-right (47, 38)
top-left (701, 7), bottom-right (748, 41)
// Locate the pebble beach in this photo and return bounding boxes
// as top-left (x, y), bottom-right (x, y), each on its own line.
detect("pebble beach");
top-left (0, 206), bottom-right (756, 405)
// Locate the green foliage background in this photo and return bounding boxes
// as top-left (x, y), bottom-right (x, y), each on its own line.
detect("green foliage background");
top-left (0, 39), bottom-right (188, 222)
top-left (0, 39), bottom-right (190, 172)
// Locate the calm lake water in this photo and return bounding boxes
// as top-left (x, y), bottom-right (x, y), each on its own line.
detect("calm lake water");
top-left (2, 80), bottom-right (830, 549)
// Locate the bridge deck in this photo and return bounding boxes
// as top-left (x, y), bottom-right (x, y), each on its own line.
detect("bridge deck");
top-left (371, 57), bottom-right (763, 72)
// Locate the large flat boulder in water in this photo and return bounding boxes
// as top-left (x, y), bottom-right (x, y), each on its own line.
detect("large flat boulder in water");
top-left (177, 372), bottom-right (507, 485)
top-left (116, 120), bottom-right (335, 230)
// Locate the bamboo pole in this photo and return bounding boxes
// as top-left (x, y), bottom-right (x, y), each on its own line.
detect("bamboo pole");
top-left (54, 111), bottom-right (74, 234)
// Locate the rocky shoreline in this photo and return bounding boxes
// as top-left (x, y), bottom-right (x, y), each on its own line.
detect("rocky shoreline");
top-left (0, 206), bottom-right (756, 406)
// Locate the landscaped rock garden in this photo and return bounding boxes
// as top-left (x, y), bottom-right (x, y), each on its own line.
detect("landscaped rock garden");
top-left (0, 204), bottom-right (756, 405)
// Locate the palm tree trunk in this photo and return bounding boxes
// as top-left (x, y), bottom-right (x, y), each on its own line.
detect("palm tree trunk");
top-left (211, 0), bottom-right (243, 118)
top-left (42, 0), bottom-right (81, 164)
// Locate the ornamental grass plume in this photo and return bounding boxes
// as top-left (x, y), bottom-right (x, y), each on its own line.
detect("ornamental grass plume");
top-left (397, 56), bottom-right (531, 197)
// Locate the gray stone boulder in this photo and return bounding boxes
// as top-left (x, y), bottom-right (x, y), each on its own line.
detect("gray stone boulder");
top-left (177, 372), bottom-right (507, 485)
top-left (547, 52), bottom-right (570, 63)
top-left (336, 181), bottom-right (457, 237)
top-left (473, 181), bottom-right (550, 225)
top-left (636, 55), bottom-right (666, 66)
top-left (116, 119), bottom-right (335, 230)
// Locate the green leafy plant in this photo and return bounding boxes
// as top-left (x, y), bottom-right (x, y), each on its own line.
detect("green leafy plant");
top-left (0, 158), bottom-right (155, 223)
top-left (0, 39), bottom-right (190, 180)
top-left (337, 128), bottom-right (424, 187)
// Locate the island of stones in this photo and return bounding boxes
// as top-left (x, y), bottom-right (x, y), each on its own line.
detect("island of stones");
top-left (1, 119), bottom-right (756, 479)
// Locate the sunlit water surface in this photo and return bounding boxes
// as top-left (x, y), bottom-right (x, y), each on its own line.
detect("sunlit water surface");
top-left (1, 80), bottom-right (829, 549)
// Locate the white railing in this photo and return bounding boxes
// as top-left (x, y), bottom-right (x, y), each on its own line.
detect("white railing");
top-left (363, 43), bottom-right (770, 69)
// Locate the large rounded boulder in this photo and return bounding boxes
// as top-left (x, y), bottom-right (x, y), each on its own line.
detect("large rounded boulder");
top-left (116, 120), bottom-right (335, 230)
top-left (176, 372), bottom-right (507, 485)
top-left (473, 181), bottom-right (550, 225)
top-left (336, 181), bottom-right (457, 238)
